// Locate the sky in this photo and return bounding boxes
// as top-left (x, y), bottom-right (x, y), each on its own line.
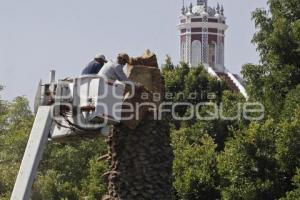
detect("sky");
top-left (0, 0), bottom-right (268, 106)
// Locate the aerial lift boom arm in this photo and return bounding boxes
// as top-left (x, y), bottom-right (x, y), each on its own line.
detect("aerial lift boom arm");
top-left (11, 106), bottom-right (52, 200)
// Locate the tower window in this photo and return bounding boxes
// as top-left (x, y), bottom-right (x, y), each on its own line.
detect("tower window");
top-left (208, 28), bottom-right (218, 33)
top-left (191, 40), bottom-right (202, 67)
top-left (208, 18), bottom-right (218, 23)
top-left (191, 28), bottom-right (202, 32)
top-left (209, 43), bottom-right (216, 68)
top-left (191, 18), bottom-right (202, 22)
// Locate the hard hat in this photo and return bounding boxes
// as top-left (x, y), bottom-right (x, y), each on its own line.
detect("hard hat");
top-left (95, 54), bottom-right (108, 63)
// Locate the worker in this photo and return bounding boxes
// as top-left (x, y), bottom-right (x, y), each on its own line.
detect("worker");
top-left (82, 54), bottom-right (107, 75)
top-left (99, 53), bottom-right (130, 82)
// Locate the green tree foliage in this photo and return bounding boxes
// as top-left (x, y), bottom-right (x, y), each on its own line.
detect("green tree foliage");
top-left (162, 62), bottom-right (228, 120)
top-left (163, 62), bottom-right (190, 100)
top-left (217, 120), bottom-right (283, 200)
top-left (242, 0), bottom-right (300, 117)
top-left (217, 110), bottom-right (300, 200)
top-left (163, 62), bottom-right (226, 103)
top-left (227, 3), bottom-right (300, 197)
top-left (281, 169), bottom-right (300, 200)
top-left (162, 61), bottom-right (248, 198)
top-left (80, 158), bottom-right (107, 199)
top-left (0, 88), bottom-right (108, 200)
top-left (173, 133), bottom-right (219, 200)
top-left (0, 96), bottom-right (34, 199)
top-left (275, 108), bottom-right (300, 179)
top-left (31, 139), bottom-right (108, 200)
top-left (281, 85), bottom-right (300, 120)
top-left (241, 64), bottom-right (265, 102)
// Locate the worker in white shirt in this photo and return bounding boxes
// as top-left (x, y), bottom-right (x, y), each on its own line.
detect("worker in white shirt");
top-left (99, 53), bottom-right (130, 82)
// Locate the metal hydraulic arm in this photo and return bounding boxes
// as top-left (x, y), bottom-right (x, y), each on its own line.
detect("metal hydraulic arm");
top-left (11, 106), bottom-right (52, 200)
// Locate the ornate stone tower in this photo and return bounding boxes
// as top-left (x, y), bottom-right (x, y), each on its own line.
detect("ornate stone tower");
top-left (178, 0), bottom-right (227, 72)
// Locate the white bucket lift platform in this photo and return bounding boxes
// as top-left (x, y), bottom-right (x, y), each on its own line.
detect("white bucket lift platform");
top-left (11, 71), bottom-right (125, 200)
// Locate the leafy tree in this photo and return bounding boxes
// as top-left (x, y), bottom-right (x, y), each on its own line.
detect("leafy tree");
top-left (163, 62), bottom-right (190, 100)
top-left (281, 169), bottom-right (300, 200)
top-left (217, 120), bottom-right (284, 200)
top-left (0, 96), bottom-right (33, 199)
top-left (281, 84), bottom-right (300, 120)
top-left (162, 63), bottom-right (228, 121)
top-left (183, 66), bottom-right (223, 104)
top-left (241, 64), bottom-right (265, 102)
top-left (242, 0), bottom-right (300, 117)
top-left (217, 109), bottom-right (300, 200)
top-left (172, 131), bottom-right (219, 200)
top-left (31, 139), bottom-right (108, 200)
top-left (163, 58), bottom-right (252, 198)
top-left (80, 158), bottom-right (107, 200)
top-left (0, 87), bottom-right (108, 199)
top-left (275, 107), bottom-right (300, 181)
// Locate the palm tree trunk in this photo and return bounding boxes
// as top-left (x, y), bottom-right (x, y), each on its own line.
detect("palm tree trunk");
top-left (104, 115), bottom-right (173, 200)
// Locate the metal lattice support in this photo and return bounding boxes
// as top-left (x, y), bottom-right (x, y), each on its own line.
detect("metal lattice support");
top-left (186, 31), bottom-right (191, 64)
top-left (202, 27), bottom-right (208, 63)
top-left (185, 34), bottom-right (189, 63)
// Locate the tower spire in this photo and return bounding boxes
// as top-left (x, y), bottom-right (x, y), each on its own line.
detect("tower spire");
top-left (181, 0), bottom-right (185, 14)
top-left (216, 3), bottom-right (220, 14)
top-left (220, 5), bottom-right (224, 15)
top-left (189, 2), bottom-right (193, 13)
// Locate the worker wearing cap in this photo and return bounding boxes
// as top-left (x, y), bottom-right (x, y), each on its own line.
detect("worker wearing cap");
top-left (82, 54), bottom-right (108, 75)
top-left (99, 53), bottom-right (130, 82)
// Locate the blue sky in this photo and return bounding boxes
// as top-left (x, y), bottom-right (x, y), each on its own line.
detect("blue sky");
top-left (0, 0), bottom-right (268, 104)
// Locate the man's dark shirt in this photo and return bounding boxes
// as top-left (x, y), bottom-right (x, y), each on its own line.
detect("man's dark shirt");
top-left (81, 60), bottom-right (103, 75)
